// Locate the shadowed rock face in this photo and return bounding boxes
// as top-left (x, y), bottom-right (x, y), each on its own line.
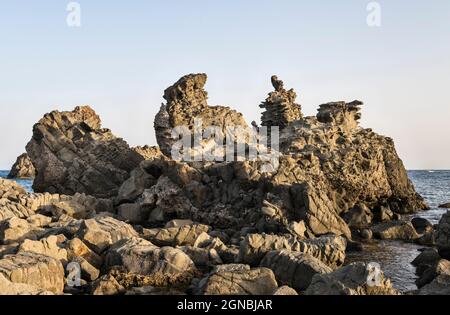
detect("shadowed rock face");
top-left (7, 153), bottom-right (35, 179)
top-left (154, 73), bottom-right (248, 157)
top-left (26, 106), bottom-right (146, 198)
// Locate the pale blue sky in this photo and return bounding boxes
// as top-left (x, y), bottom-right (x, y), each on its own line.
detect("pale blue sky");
top-left (0, 0), bottom-right (449, 169)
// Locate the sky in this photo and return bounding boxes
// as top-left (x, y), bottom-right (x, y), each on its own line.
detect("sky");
top-left (0, 0), bottom-right (449, 170)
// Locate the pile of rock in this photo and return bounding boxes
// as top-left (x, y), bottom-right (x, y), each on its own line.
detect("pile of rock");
top-left (259, 75), bottom-right (303, 129)
top-left (2, 73), bottom-right (432, 295)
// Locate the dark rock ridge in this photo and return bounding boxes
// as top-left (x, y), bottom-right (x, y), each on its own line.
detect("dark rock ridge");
top-left (26, 106), bottom-right (148, 198)
top-left (8, 153), bottom-right (35, 179)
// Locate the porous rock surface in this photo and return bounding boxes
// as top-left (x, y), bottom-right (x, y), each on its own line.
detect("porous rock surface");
top-left (26, 106), bottom-right (145, 198)
top-left (0, 73), bottom-right (429, 296)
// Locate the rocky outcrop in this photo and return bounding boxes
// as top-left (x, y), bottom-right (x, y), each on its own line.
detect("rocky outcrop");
top-left (26, 106), bottom-right (145, 198)
top-left (259, 76), bottom-right (303, 129)
top-left (238, 233), bottom-right (346, 268)
top-left (154, 73), bottom-right (248, 158)
top-left (0, 73), bottom-right (432, 296)
top-left (305, 262), bottom-right (399, 295)
top-left (7, 153), bottom-right (35, 179)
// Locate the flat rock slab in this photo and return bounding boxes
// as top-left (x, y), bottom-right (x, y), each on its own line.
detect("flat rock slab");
top-left (0, 251), bottom-right (64, 294)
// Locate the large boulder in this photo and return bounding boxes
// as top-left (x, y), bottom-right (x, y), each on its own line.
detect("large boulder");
top-left (416, 259), bottom-right (450, 288)
top-left (7, 153), bottom-right (35, 179)
top-left (412, 248), bottom-right (441, 276)
top-left (194, 264), bottom-right (278, 295)
top-left (238, 233), bottom-right (346, 268)
top-left (305, 262), bottom-right (398, 295)
top-left (371, 221), bottom-right (420, 241)
top-left (17, 235), bottom-right (68, 263)
top-left (0, 251), bottom-right (65, 294)
top-left (259, 75), bottom-right (303, 129)
top-left (260, 250), bottom-right (332, 290)
top-left (104, 237), bottom-right (196, 285)
top-left (417, 275), bottom-right (450, 295)
top-left (26, 106), bottom-right (145, 198)
top-left (436, 211), bottom-right (450, 259)
top-left (76, 215), bottom-right (139, 254)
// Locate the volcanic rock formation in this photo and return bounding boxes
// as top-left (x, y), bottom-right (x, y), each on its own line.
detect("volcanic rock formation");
top-left (26, 106), bottom-right (146, 198)
top-left (8, 153), bottom-right (35, 179)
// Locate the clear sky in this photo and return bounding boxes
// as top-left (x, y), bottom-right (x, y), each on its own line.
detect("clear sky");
top-left (0, 0), bottom-right (449, 169)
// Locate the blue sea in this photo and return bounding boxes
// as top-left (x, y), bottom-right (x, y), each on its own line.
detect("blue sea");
top-left (1, 169), bottom-right (450, 292)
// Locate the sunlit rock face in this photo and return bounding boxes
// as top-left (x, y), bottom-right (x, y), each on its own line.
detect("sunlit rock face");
top-left (26, 106), bottom-right (145, 198)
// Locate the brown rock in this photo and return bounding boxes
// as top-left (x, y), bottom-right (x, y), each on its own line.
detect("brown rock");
top-left (26, 106), bottom-right (144, 198)
top-left (7, 153), bottom-right (35, 179)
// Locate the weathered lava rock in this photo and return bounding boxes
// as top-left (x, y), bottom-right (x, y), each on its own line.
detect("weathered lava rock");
top-left (26, 106), bottom-right (145, 198)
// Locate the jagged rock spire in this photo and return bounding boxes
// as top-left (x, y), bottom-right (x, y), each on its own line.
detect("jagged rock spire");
top-left (260, 75), bottom-right (303, 129)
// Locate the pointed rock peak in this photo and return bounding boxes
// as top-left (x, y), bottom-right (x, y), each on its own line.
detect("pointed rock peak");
top-left (260, 75), bottom-right (303, 129)
top-left (163, 73), bottom-right (208, 110)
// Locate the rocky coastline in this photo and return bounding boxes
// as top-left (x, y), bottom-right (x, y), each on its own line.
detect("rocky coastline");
top-left (1, 74), bottom-right (448, 295)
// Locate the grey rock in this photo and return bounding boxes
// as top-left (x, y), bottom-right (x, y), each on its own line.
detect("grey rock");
top-left (260, 250), bottom-right (332, 290)
top-left (305, 262), bottom-right (398, 295)
top-left (26, 106), bottom-right (145, 198)
top-left (76, 215), bottom-right (139, 254)
top-left (195, 264), bottom-right (278, 295)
